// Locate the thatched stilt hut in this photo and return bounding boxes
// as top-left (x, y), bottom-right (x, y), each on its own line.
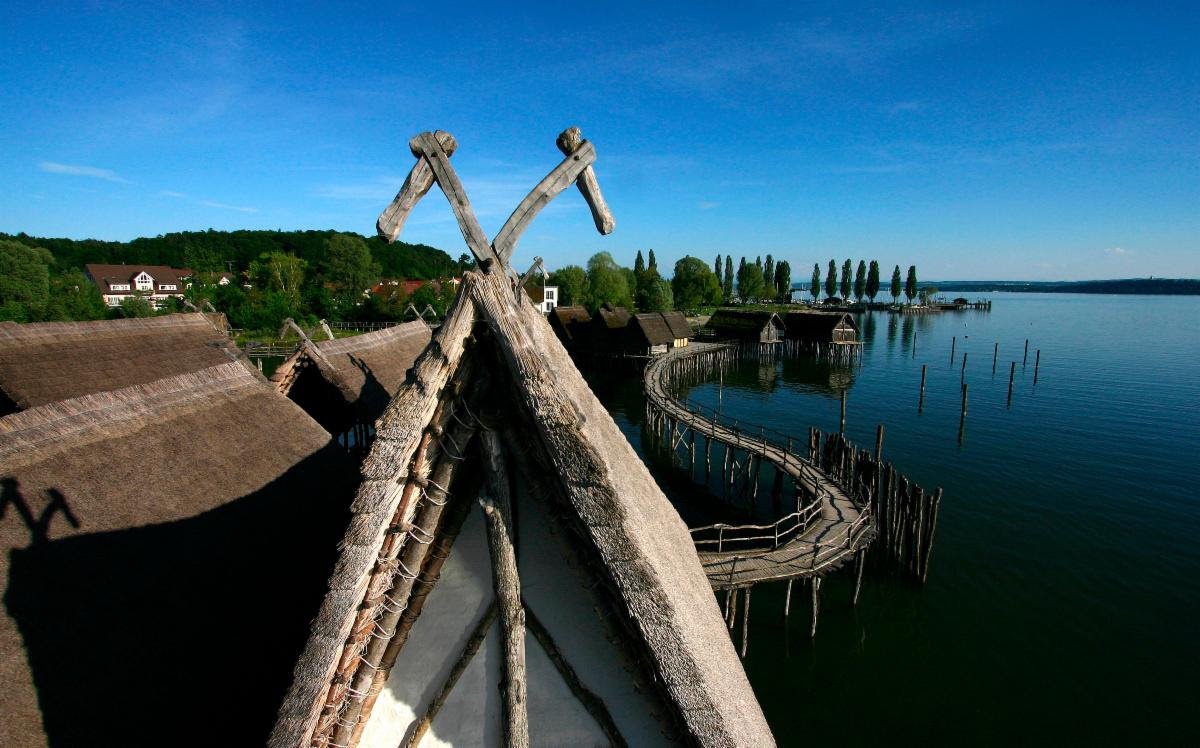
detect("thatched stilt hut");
top-left (0, 362), bottom-right (357, 747)
top-left (0, 313), bottom-right (247, 414)
top-left (270, 322), bottom-right (431, 435)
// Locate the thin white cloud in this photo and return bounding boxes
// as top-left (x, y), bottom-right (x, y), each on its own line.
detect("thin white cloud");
top-left (698, 200), bottom-right (720, 210)
top-left (40, 161), bottom-right (131, 184)
top-left (159, 189), bottom-right (188, 198)
top-left (1105, 247), bottom-right (1131, 256)
top-left (200, 200), bottom-right (258, 213)
top-left (890, 101), bottom-right (922, 114)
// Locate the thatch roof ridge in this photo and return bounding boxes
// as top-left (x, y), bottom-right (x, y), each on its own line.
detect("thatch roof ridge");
top-left (631, 312), bottom-right (674, 346)
top-left (313, 321), bottom-right (428, 357)
top-left (0, 363), bottom-right (262, 469)
top-left (661, 310), bottom-right (692, 339)
top-left (0, 313), bottom-right (216, 343)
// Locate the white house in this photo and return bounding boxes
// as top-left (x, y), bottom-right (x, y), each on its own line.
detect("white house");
top-left (524, 284), bottom-right (559, 314)
top-left (85, 264), bottom-right (194, 308)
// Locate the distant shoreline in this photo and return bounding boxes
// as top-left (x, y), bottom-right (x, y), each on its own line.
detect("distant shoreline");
top-left (924, 279), bottom-right (1200, 295)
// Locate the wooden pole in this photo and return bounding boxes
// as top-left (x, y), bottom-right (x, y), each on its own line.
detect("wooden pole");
top-left (479, 431), bottom-right (529, 748)
top-left (852, 549), bottom-right (866, 606)
top-left (961, 351), bottom-right (968, 379)
top-left (958, 382), bottom-right (968, 443)
top-left (740, 586), bottom-right (752, 658)
top-left (1007, 361), bottom-right (1016, 407)
top-left (921, 488), bottom-right (943, 583)
top-left (992, 342), bottom-right (998, 375)
top-left (839, 389), bottom-right (847, 433)
top-left (918, 364), bottom-right (927, 412)
top-left (950, 335), bottom-right (956, 364)
top-left (784, 579), bottom-right (793, 619)
top-left (727, 587), bottom-right (739, 630)
top-left (1034, 349), bottom-right (1041, 384)
top-left (810, 577), bottom-right (821, 638)
top-left (912, 332), bottom-right (917, 359)
top-left (875, 423), bottom-right (885, 461)
top-left (1023, 338), bottom-right (1029, 366)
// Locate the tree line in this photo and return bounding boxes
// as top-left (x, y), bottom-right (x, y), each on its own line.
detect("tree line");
top-left (0, 230), bottom-right (470, 330)
top-left (804, 260), bottom-right (925, 304)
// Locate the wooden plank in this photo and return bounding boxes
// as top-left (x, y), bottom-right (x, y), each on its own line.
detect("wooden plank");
top-left (413, 131), bottom-right (499, 265)
top-left (377, 130), bottom-right (457, 242)
top-left (492, 140), bottom-right (598, 261)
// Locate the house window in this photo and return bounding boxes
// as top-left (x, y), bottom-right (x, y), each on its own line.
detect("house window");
top-left (544, 289), bottom-right (556, 301)
top-left (134, 272), bottom-right (153, 291)
top-left (109, 283), bottom-right (131, 291)
top-left (158, 284), bottom-right (177, 291)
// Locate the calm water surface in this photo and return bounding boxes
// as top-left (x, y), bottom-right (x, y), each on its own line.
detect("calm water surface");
top-left (591, 293), bottom-right (1200, 745)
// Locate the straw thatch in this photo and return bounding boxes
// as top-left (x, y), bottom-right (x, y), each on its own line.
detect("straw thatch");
top-left (0, 362), bottom-right (357, 747)
top-left (270, 269), bottom-right (774, 747)
top-left (270, 322), bottom-right (431, 433)
top-left (0, 313), bottom-right (246, 413)
top-left (704, 309), bottom-right (785, 342)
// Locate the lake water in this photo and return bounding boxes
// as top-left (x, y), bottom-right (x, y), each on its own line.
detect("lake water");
top-left (590, 293), bottom-right (1200, 745)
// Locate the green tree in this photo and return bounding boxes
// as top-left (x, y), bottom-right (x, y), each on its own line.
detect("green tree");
top-left (45, 269), bottom-right (108, 321)
top-left (671, 256), bottom-right (722, 310)
top-left (250, 252), bottom-right (306, 303)
top-left (905, 265), bottom-right (918, 303)
top-left (549, 265), bottom-right (588, 307)
top-left (810, 263), bottom-right (821, 302)
top-left (723, 256), bottom-right (733, 301)
top-left (737, 261), bottom-right (766, 302)
top-left (323, 233), bottom-right (380, 302)
top-left (647, 249), bottom-right (657, 275)
top-left (118, 295), bottom-right (156, 318)
top-left (639, 273), bottom-right (674, 312)
top-left (919, 284), bottom-right (939, 304)
top-left (0, 239), bottom-right (53, 321)
top-left (825, 259), bottom-right (837, 300)
top-left (774, 260), bottom-right (792, 300)
top-left (890, 265), bottom-right (902, 303)
top-left (713, 254), bottom-right (722, 287)
top-left (763, 255), bottom-right (775, 298)
top-left (755, 256), bottom-right (763, 275)
top-left (840, 259), bottom-right (852, 299)
top-left (867, 260), bottom-right (880, 301)
top-left (634, 250), bottom-right (645, 276)
top-left (586, 252), bottom-right (633, 311)
top-left (854, 260), bottom-right (867, 302)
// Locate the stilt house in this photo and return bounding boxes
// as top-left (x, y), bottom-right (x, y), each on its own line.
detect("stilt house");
top-left (271, 322), bottom-right (431, 436)
top-left (0, 362), bottom-right (357, 747)
top-left (702, 309), bottom-right (785, 345)
top-left (0, 313), bottom-right (243, 415)
top-left (783, 311), bottom-right (859, 344)
top-left (270, 128), bottom-right (774, 747)
top-left (547, 305), bottom-right (592, 355)
top-left (626, 311), bottom-right (692, 356)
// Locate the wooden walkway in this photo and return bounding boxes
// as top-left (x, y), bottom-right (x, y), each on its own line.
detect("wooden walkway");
top-left (643, 343), bottom-right (873, 589)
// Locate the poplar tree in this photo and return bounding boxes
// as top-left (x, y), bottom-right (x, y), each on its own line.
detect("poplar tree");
top-left (634, 250), bottom-right (645, 275)
top-left (810, 263), bottom-right (821, 301)
top-left (774, 261), bottom-right (791, 300)
top-left (905, 265), bottom-right (918, 303)
top-left (890, 265), bottom-right (902, 303)
top-left (647, 249), bottom-right (658, 274)
top-left (723, 256), bottom-right (733, 300)
top-left (763, 255), bottom-right (775, 298)
top-left (714, 254), bottom-right (722, 286)
top-left (825, 259), bottom-right (837, 300)
top-left (840, 259), bottom-right (852, 299)
top-left (854, 260), bottom-right (867, 302)
top-left (866, 260), bottom-right (880, 301)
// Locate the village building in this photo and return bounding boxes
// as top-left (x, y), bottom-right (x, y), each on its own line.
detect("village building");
top-left (523, 283), bottom-right (559, 313)
top-left (782, 311), bottom-right (860, 345)
top-left (0, 313), bottom-right (242, 415)
top-left (84, 263), bottom-right (194, 308)
top-left (625, 311), bottom-right (692, 356)
top-left (270, 321), bottom-right (431, 436)
top-left (547, 305), bottom-right (592, 355)
top-left (702, 309), bottom-right (786, 345)
top-left (0, 361), bottom-right (357, 747)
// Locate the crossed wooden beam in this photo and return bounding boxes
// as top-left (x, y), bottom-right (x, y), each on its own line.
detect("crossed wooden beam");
top-left (376, 127), bottom-right (614, 271)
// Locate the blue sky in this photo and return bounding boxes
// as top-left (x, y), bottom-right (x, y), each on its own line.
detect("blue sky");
top-left (1, 1), bottom-right (1196, 280)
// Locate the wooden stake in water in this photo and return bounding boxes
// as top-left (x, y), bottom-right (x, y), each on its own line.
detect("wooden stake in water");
top-left (961, 352), bottom-right (968, 381)
top-left (950, 336), bottom-right (956, 364)
top-left (1007, 361), bottom-right (1016, 407)
top-left (958, 382), bottom-right (969, 444)
top-left (912, 332), bottom-right (917, 359)
top-left (1034, 349), bottom-right (1041, 385)
top-left (918, 364), bottom-right (927, 412)
top-left (1023, 339), bottom-right (1029, 366)
top-left (992, 342), bottom-right (998, 375)
top-left (875, 423), bottom-right (885, 461)
top-left (840, 389), bottom-right (847, 433)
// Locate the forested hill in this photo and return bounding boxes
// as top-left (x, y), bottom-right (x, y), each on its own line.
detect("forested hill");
top-left (932, 278), bottom-right (1200, 295)
top-left (0, 229), bottom-right (466, 280)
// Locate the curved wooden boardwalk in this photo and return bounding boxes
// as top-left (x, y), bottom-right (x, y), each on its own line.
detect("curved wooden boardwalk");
top-left (643, 343), bottom-right (874, 590)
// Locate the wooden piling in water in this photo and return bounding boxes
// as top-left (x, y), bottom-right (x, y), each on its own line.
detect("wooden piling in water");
top-left (1034, 349), bottom-right (1041, 384)
top-left (1023, 339), bottom-right (1029, 366)
top-left (958, 382), bottom-right (968, 443)
top-left (839, 389), bottom-right (847, 433)
top-left (852, 549), bottom-right (865, 606)
top-left (784, 579), bottom-right (793, 619)
top-left (992, 342), bottom-right (999, 375)
top-left (918, 364), bottom-right (927, 411)
top-left (875, 424), bottom-right (885, 461)
top-left (810, 577), bottom-right (821, 638)
top-left (741, 586), bottom-right (752, 658)
top-left (950, 336), bottom-right (956, 364)
top-left (1007, 361), bottom-right (1016, 406)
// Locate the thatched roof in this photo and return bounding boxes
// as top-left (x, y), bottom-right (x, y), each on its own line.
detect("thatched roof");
top-left (593, 302), bottom-right (631, 329)
top-left (662, 310), bottom-right (692, 339)
top-left (705, 309), bottom-right (784, 336)
top-left (783, 311), bottom-right (860, 340)
top-left (0, 362), bottom-right (357, 747)
top-left (0, 313), bottom-right (246, 412)
top-left (630, 312), bottom-right (676, 346)
top-left (548, 305), bottom-right (592, 343)
top-left (271, 270), bottom-right (773, 747)
top-left (270, 322), bottom-right (431, 432)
